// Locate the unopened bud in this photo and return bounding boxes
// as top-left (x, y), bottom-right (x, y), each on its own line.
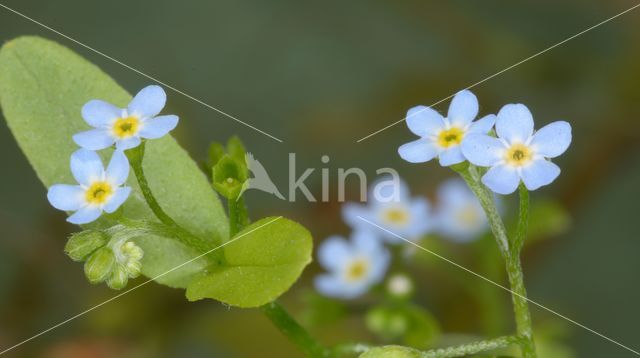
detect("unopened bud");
top-left (84, 247), bottom-right (115, 284)
top-left (107, 265), bottom-right (129, 290)
top-left (65, 230), bottom-right (108, 261)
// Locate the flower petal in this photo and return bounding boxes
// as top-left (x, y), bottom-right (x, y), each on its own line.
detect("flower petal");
top-left (448, 90), bottom-right (478, 126)
top-left (398, 139), bottom-right (438, 163)
top-left (81, 100), bottom-right (121, 128)
top-left (438, 145), bottom-right (465, 166)
top-left (70, 149), bottom-right (105, 186)
top-left (530, 121), bottom-right (572, 158)
top-left (314, 274), bottom-right (352, 298)
top-left (461, 134), bottom-right (505, 166)
top-left (47, 184), bottom-right (85, 211)
top-left (318, 236), bottom-right (351, 270)
top-left (127, 85), bottom-right (166, 118)
top-left (115, 136), bottom-right (142, 150)
top-left (106, 150), bottom-right (130, 185)
top-left (67, 206), bottom-right (102, 225)
top-left (352, 230), bottom-right (383, 256)
top-left (73, 129), bottom-right (115, 151)
top-left (404, 197), bottom-right (432, 238)
top-left (139, 115), bottom-right (179, 139)
top-left (103, 187), bottom-right (131, 213)
top-left (482, 164), bottom-right (520, 195)
top-left (342, 203), bottom-right (370, 229)
top-left (368, 249), bottom-right (391, 283)
top-left (521, 160), bottom-right (561, 191)
top-left (405, 105), bottom-right (445, 137)
top-left (467, 114), bottom-right (496, 134)
top-left (496, 104), bottom-right (534, 143)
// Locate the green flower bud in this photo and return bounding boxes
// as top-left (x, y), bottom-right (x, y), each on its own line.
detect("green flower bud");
top-left (226, 136), bottom-right (247, 163)
top-left (207, 142), bottom-right (226, 168)
top-left (84, 247), bottom-right (115, 284)
top-left (65, 230), bottom-right (109, 261)
top-left (212, 155), bottom-right (248, 199)
top-left (107, 265), bottom-right (129, 290)
top-left (109, 238), bottom-right (144, 286)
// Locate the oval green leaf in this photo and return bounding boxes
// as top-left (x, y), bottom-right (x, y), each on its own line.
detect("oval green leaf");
top-left (186, 217), bottom-right (313, 307)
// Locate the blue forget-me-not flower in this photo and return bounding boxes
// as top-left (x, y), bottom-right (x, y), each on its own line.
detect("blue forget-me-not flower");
top-left (398, 90), bottom-right (496, 166)
top-left (73, 85), bottom-right (179, 150)
top-left (343, 178), bottom-right (432, 244)
top-left (434, 178), bottom-right (489, 242)
top-left (47, 149), bottom-right (131, 224)
top-left (462, 104), bottom-right (572, 195)
top-left (315, 231), bottom-right (390, 299)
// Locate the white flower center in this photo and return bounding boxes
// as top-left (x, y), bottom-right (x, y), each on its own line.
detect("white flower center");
top-left (504, 143), bottom-right (533, 167)
top-left (84, 181), bottom-right (114, 205)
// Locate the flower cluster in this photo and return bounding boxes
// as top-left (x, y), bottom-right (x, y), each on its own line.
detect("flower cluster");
top-left (399, 90), bottom-right (572, 194)
top-left (47, 85), bottom-right (178, 224)
top-left (315, 176), bottom-right (490, 299)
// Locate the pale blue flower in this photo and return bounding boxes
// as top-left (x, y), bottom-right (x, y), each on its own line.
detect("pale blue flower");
top-left (434, 178), bottom-right (488, 242)
top-left (343, 178), bottom-right (432, 244)
top-left (73, 85), bottom-right (179, 150)
top-left (462, 104), bottom-right (572, 195)
top-left (47, 149), bottom-right (131, 224)
top-left (398, 90), bottom-right (496, 166)
top-left (314, 231), bottom-right (390, 299)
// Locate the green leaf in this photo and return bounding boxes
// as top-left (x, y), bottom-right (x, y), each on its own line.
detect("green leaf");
top-left (186, 217), bottom-right (313, 307)
top-left (0, 36), bottom-right (228, 288)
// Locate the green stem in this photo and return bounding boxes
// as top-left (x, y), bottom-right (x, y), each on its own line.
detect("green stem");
top-left (421, 335), bottom-right (521, 358)
top-left (261, 301), bottom-right (328, 357)
top-left (512, 183), bottom-right (530, 256)
top-left (228, 196), bottom-right (249, 237)
top-left (125, 143), bottom-right (218, 255)
top-left (454, 164), bottom-right (536, 358)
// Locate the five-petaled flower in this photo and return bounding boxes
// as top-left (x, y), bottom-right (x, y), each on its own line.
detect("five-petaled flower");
top-left (47, 149), bottom-right (132, 224)
top-left (342, 178), bottom-right (432, 244)
top-left (398, 90), bottom-right (496, 166)
top-left (462, 104), bottom-right (572, 195)
top-left (73, 85), bottom-right (179, 150)
top-left (315, 231), bottom-right (390, 299)
top-left (434, 178), bottom-right (489, 242)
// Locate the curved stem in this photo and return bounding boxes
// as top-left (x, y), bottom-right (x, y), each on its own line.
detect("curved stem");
top-left (261, 301), bottom-right (329, 357)
top-left (454, 164), bottom-right (536, 357)
top-left (421, 335), bottom-right (521, 358)
top-left (126, 143), bottom-right (218, 255)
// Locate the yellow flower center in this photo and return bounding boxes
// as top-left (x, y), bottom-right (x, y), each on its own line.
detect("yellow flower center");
top-left (85, 181), bottom-right (114, 205)
top-left (112, 116), bottom-right (140, 138)
top-left (456, 205), bottom-right (480, 227)
top-left (345, 259), bottom-right (369, 282)
top-left (382, 208), bottom-right (409, 225)
top-left (437, 127), bottom-right (465, 148)
top-left (504, 143), bottom-right (533, 167)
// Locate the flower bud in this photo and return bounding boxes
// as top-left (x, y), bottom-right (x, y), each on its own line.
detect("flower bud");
top-left (212, 155), bottom-right (248, 199)
top-left (65, 230), bottom-right (108, 261)
top-left (84, 247), bottom-right (115, 284)
top-left (107, 265), bottom-right (129, 290)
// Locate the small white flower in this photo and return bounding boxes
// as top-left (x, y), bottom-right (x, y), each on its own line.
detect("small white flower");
top-left (343, 178), bottom-right (432, 244)
top-left (315, 231), bottom-right (390, 299)
top-left (47, 149), bottom-right (131, 224)
top-left (462, 104), bottom-right (572, 194)
top-left (386, 273), bottom-right (413, 297)
top-left (398, 90), bottom-right (496, 166)
top-left (73, 85), bottom-right (179, 150)
top-left (434, 178), bottom-right (488, 242)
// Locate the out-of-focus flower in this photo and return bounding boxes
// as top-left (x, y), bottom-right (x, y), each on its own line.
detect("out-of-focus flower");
top-left (386, 273), bottom-right (413, 298)
top-left (462, 104), bottom-right (571, 194)
top-left (47, 149), bottom-right (131, 224)
top-left (315, 231), bottom-right (390, 299)
top-left (343, 178), bottom-right (431, 244)
top-left (434, 178), bottom-right (488, 242)
top-left (398, 90), bottom-right (496, 166)
top-left (73, 85), bottom-right (178, 150)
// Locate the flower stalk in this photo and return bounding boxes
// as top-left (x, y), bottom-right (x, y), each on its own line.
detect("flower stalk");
top-left (453, 164), bottom-right (536, 358)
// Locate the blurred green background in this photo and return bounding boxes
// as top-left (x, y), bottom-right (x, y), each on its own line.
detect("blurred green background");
top-left (1, 0), bottom-right (639, 357)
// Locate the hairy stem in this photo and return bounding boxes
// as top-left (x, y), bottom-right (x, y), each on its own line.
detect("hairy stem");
top-left (454, 164), bottom-right (536, 357)
top-left (421, 335), bottom-right (521, 358)
top-left (228, 196), bottom-right (249, 237)
top-left (261, 301), bottom-right (328, 357)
